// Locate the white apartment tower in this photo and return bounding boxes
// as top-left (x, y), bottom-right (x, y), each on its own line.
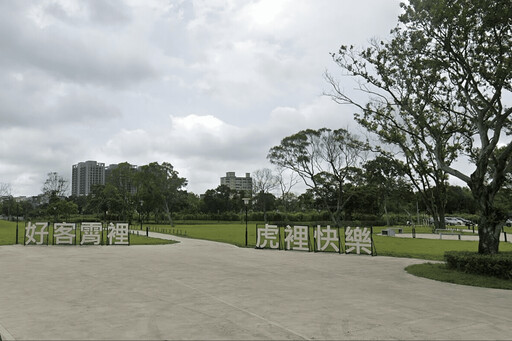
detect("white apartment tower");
top-left (71, 161), bottom-right (105, 196)
top-left (220, 172), bottom-right (253, 193)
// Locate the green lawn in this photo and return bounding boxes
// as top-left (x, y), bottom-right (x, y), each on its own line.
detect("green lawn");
top-left (405, 263), bottom-right (512, 290)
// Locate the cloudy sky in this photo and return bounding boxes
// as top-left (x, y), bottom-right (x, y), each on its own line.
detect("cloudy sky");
top-left (1, 0), bottom-right (403, 197)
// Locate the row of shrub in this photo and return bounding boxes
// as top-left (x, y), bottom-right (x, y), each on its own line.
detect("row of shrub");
top-left (444, 251), bottom-right (512, 279)
top-left (13, 210), bottom-right (423, 227)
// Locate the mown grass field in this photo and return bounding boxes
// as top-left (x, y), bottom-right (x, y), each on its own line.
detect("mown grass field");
top-left (405, 263), bottom-right (512, 290)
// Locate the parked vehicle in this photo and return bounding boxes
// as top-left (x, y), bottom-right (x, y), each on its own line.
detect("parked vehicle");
top-left (506, 218), bottom-right (512, 227)
top-left (445, 217), bottom-right (464, 226)
top-left (455, 217), bottom-right (473, 225)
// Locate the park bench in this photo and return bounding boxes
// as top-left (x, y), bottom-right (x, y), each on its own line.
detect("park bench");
top-left (381, 228), bottom-right (403, 236)
top-left (436, 229), bottom-right (462, 240)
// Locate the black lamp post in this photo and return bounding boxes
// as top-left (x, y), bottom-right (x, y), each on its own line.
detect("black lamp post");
top-left (243, 198), bottom-right (250, 246)
top-left (139, 200), bottom-right (143, 230)
top-left (15, 202), bottom-right (19, 244)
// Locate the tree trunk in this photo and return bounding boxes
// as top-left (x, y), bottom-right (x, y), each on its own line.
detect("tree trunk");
top-left (477, 207), bottom-right (502, 254)
top-left (383, 196), bottom-right (390, 226)
top-left (263, 201), bottom-right (267, 223)
top-left (164, 200), bottom-right (174, 227)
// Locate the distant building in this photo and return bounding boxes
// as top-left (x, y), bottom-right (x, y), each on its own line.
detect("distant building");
top-left (71, 161), bottom-right (105, 196)
top-left (220, 172), bottom-right (252, 193)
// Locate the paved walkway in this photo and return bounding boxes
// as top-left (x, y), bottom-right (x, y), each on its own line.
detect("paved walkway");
top-left (389, 230), bottom-right (510, 241)
top-left (0, 233), bottom-right (511, 340)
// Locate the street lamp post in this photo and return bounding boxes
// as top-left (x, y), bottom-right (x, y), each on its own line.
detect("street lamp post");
top-left (15, 202), bottom-right (19, 245)
top-left (242, 198), bottom-right (250, 247)
top-left (139, 200), bottom-right (143, 230)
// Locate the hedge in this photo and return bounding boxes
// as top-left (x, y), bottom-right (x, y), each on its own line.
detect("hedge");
top-left (444, 251), bottom-right (512, 280)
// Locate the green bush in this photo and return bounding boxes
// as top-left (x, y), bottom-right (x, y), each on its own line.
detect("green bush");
top-left (444, 251), bottom-right (512, 279)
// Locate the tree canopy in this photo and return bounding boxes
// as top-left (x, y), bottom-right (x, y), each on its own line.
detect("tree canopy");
top-left (268, 128), bottom-right (368, 227)
top-left (328, 0), bottom-right (511, 253)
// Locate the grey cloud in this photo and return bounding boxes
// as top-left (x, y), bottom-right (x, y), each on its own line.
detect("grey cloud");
top-left (0, 4), bottom-right (156, 88)
top-left (0, 0), bottom-right (405, 196)
top-left (86, 0), bottom-right (132, 26)
top-left (0, 71), bottom-right (122, 129)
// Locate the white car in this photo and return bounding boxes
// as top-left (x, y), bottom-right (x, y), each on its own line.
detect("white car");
top-left (445, 217), bottom-right (463, 226)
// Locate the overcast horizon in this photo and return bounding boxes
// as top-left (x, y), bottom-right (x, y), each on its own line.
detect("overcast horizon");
top-left (1, 0), bottom-right (404, 197)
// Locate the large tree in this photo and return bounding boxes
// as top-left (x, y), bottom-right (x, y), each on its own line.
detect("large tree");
top-left (252, 168), bottom-right (278, 222)
top-left (107, 162), bottom-right (138, 222)
top-left (363, 156), bottom-right (411, 226)
top-left (274, 167), bottom-right (300, 220)
top-left (328, 0), bottom-right (511, 253)
top-left (42, 172), bottom-right (69, 199)
top-left (136, 162), bottom-right (187, 226)
top-left (268, 128), bottom-right (368, 227)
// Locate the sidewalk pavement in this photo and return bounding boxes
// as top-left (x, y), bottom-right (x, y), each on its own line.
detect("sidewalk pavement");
top-left (391, 230), bottom-right (510, 241)
top-left (0, 233), bottom-right (511, 340)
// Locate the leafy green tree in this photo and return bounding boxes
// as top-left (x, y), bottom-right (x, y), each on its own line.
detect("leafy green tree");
top-left (42, 172), bottom-right (69, 198)
top-left (70, 195), bottom-right (88, 215)
top-left (252, 168), bottom-right (278, 222)
top-left (136, 162), bottom-right (187, 226)
top-left (252, 192), bottom-right (277, 218)
top-left (180, 192), bottom-right (202, 214)
top-left (86, 184), bottom-right (123, 220)
top-left (274, 167), bottom-right (300, 220)
top-left (107, 162), bottom-right (138, 222)
top-left (201, 185), bottom-right (234, 214)
top-left (445, 186), bottom-right (477, 214)
top-left (363, 156), bottom-right (411, 225)
top-left (268, 128), bottom-right (368, 227)
top-left (328, 0), bottom-right (511, 254)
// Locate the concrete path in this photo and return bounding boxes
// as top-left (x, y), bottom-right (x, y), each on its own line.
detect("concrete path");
top-left (0, 233), bottom-right (511, 340)
top-left (391, 230), bottom-right (510, 241)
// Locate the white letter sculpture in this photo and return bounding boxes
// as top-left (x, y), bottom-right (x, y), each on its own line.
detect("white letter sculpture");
top-left (345, 226), bottom-right (372, 255)
top-left (314, 225), bottom-right (339, 252)
top-left (25, 222), bottom-right (49, 245)
top-left (81, 222), bottom-right (103, 245)
top-left (54, 223), bottom-right (76, 245)
top-left (284, 225), bottom-right (309, 251)
top-left (256, 224), bottom-right (279, 249)
top-left (107, 223), bottom-right (129, 245)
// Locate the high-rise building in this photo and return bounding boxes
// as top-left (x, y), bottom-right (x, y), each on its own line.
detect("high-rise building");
top-left (71, 161), bottom-right (105, 196)
top-left (220, 172), bottom-right (252, 193)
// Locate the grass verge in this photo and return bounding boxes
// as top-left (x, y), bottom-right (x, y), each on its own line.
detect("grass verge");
top-left (405, 263), bottom-right (512, 290)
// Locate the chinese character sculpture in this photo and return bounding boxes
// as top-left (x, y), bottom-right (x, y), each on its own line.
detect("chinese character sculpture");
top-left (25, 222), bottom-right (49, 245)
top-left (256, 224), bottom-right (279, 249)
top-left (54, 223), bottom-right (76, 245)
top-left (284, 225), bottom-right (309, 251)
top-left (107, 223), bottom-right (129, 245)
top-left (314, 225), bottom-right (339, 252)
top-left (80, 222), bottom-right (103, 245)
top-left (345, 226), bottom-right (373, 255)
